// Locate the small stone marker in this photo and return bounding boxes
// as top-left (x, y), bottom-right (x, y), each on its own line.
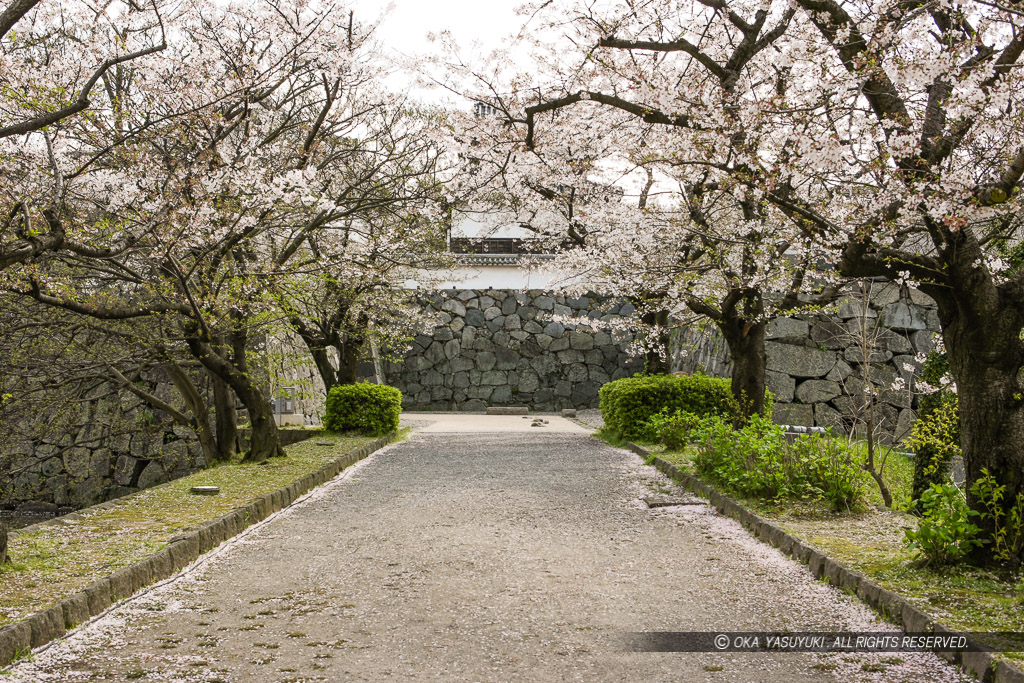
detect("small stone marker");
top-left (0, 522), bottom-right (8, 564)
top-left (316, 442), bottom-right (334, 446)
top-left (643, 495), bottom-right (702, 508)
top-left (190, 486), bottom-right (220, 496)
top-left (486, 406), bottom-right (529, 415)
top-left (561, 409), bottom-right (577, 418)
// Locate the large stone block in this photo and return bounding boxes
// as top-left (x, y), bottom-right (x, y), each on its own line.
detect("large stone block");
top-left (534, 295), bottom-right (554, 310)
top-left (494, 348), bottom-right (518, 370)
top-left (483, 306), bottom-right (502, 321)
top-left (481, 370), bottom-right (506, 385)
top-left (843, 347), bottom-right (893, 364)
top-left (443, 339), bottom-right (461, 360)
top-left (766, 371), bottom-right (795, 402)
top-left (569, 331), bottom-right (594, 350)
top-left (136, 461), bottom-right (167, 490)
top-left (883, 302), bottom-right (927, 331)
top-left (836, 298), bottom-right (877, 320)
top-left (566, 363), bottom-right (589, 382)
top-left (814, 402), bottom-right (845, 432)
top-left (424, 341), bottom-right (446, 364)
top-left (501, 296), bottom-right (518, 315)
top-left (766, 343), bottom-right (836, 378)
top-left (794, 379), bottom-right (841, 404)
top-left (113, 455), bottom-right (138, 487)
top-left (543, 321), bottom-right (565, 338)
top-left (773, 403), bottom-right (814, 427)
top-left (441, 299), bottom-right (466, 317)
top-left (549, 336), bottom-right (570, 352)
top-left (464, 308), bottom-right (485, 327)
top-left (475, 351), bottom-right (496, 371)
top-left (766, 317), bottom-right (809, 341)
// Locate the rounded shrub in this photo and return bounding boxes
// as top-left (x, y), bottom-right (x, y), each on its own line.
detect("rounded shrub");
top-left (598, 373), bottom-right (739, 440)
top-left (324, 382), bottom-right (402, 436)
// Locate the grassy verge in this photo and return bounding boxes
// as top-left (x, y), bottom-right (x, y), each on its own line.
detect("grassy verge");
top-left (0, 432), bottom-right (381, 628)
top-left (614, 434), bottom-right (1024, 663)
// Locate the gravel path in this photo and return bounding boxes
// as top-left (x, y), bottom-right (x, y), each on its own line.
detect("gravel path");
top-left (4, 429), bottom-right (967, 682)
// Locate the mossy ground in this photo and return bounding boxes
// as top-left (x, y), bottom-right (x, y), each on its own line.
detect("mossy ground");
top-left (0, 433), bottom-right (377, 628)
top-left (622, 435), bottom-right (1024, 663)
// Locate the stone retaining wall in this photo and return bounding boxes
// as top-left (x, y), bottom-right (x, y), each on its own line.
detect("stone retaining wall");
top-left (0, 377), bottom-right (207, 512)
top-left (672, 281), bottom-right (941, 440)
top-left (385, 289), bottom-right (644, 411)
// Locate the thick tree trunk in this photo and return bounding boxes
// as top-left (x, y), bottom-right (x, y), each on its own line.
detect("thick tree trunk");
top-left (640, 308), bottom-right (671, 374)
top-left (160, 360), bottom-right (225, 466)
top-left (306, 343), bottom-right (338, 393)
top-left (335, 335), bottom-right (365, 386)
top-left (937, 293), bottom-right (1024, 566)
top-left (719, 318), bottom-right (768, 418)
top-left (185, 334), bottom-right (284, 463)
top-left (212, 374), bottom-right (239, 462)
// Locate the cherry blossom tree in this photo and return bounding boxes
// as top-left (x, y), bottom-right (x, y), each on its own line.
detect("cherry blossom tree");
top-left (0, 0), bottom-right (166, 270)
top-left (758, 0), bottom-right (1024, 562)
top-left (8, 0), bottom-right (451, 462)
top-left (463, 0), bottom-right (1024, 562)
top-left (440, 1), bottom-right (840, 416)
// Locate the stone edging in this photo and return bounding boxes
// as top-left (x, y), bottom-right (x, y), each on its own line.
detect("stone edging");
top-left (0, 431), bottom-right (397, 669)
top-left (626, 441), bottom-right (1024, 683)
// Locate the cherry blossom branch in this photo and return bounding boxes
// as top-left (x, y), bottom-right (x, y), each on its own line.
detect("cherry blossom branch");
top-left (0, 3), bottom-right (167, 139)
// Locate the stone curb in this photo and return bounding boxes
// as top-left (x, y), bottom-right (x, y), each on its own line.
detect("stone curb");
top-left (0, 431), bottom-right (397, 669)
top-left (626, 441), bottom-right (1024, 683)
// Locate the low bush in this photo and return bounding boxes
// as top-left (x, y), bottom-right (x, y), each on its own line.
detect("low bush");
top-left (644, 410), bottom-right (703, 450)
top-left (599, 373), bottom-right (739, 440)
top-left (324, 383), bottom-right (402, 436)
top-left (904, 483), bottom-right (983, 567)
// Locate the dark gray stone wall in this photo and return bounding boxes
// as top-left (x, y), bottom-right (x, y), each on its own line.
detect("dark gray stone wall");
top-left (385, 289), bottom-right (643, 411)
top-left (0, 375), bottom-right (206, 512)
top-left (672, 281), bottom-right (941, 441)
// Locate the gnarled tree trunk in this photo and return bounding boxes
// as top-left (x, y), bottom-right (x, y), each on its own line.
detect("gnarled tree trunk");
top-left (933, 286), bottom-right (1024, 566)
top-left (719, 317), bottom-right (768, 419)
top-left (640, 307), bottom-right (671, 374)
top-left (185, 331), bottom-right (283, 463)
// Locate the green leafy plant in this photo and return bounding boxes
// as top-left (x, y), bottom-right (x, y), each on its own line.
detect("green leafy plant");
top-left (599, 373), bottom-right (741, 440)
top-left (970, 469), bottom-right (1024, 564)
top-left (791, 435), bottom-right (866, 512)
top-left (324, 383), bottom-right (402, 436)
top-left (907, 398), bottom-right (960, 508)
top-left (642, 409), bottom-right (702, 450)
top-left (904, 483), bottom-right (983, 567)
top-left (688, 414), bottom-right (866, 509)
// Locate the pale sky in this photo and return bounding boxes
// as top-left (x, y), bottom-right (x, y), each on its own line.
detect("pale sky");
top-left (351, 0), bottom-right (531, 104)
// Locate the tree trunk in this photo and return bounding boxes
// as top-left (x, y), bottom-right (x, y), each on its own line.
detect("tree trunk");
top-left (160, 359), bottom-right (225, 466)
top-left (719, 318), bottom-right (768, 419)
top-left (640, 308), bottom-right (671, 374)
top-left (185, 335), bottom-right (284, 463)
top-left (306, 342), bottom-right (338, 393)
top-left (212, 374), bottom-right (239, 462)
top-left (334, 334), bottom-right (365, 386)
top-left (937, 294), bottom-right (1024, 565)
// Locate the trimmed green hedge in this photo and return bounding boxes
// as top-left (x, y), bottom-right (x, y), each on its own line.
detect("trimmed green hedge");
top-left (599, 373), bottom-right (738, 439)
top-left (324, 383), bottom-right (402, 436)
